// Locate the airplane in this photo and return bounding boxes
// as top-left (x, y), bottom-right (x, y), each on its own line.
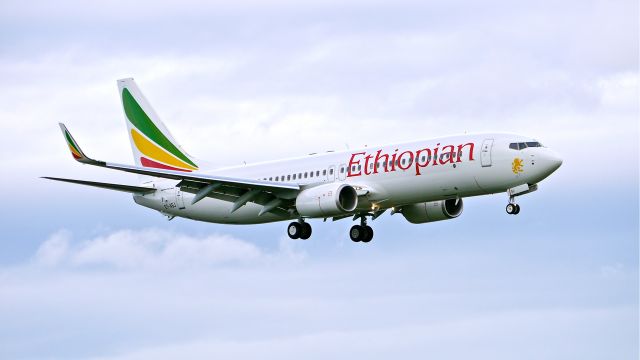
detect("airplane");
top-left (44, 78), bottom-right (563, 243)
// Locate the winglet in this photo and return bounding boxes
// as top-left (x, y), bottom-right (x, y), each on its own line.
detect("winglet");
top-left (58, 123), bottom-right (102, 165)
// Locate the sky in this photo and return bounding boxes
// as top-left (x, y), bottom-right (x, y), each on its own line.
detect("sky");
top-left (0, 0), bottom-right (638, 358)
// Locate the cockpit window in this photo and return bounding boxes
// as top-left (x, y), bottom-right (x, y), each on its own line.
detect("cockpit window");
top-left (509, 141), bottom-right (543, 150)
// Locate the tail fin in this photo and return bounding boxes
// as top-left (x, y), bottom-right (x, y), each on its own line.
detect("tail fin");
top-left (117, 78), bottom-right (199, 173)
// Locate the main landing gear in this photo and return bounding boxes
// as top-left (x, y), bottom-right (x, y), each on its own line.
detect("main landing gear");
top-left (350, 216), bottom-right (374, 243)
top-left (287, 220), bottom-right (312, 240)
top-left (506, 195), bottom-right (521, 215)
top-left (286, 215), bottom-right (376, 243)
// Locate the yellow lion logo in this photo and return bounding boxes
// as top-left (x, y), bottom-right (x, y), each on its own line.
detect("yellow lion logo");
top-left (512, 158), bottom-right (524, 174)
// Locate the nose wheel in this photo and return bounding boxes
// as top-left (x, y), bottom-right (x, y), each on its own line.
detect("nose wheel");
top-left (287, 220), bottom-right (312, 239)
top-left (506, 203), bottom-right (520, 215)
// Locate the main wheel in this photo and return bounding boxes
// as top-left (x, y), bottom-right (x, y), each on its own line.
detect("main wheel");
top-left (506, 203), bottom-right (516, 214)
top-left (361, 226), bottom-right (374, 243)
top-left (350, 225), bottom-right (363, 242)
top-left (513, 204), bottom-right (521, 215)
top-left (300, 222), bottom-right (312, 240)
top-left (287, 222), bottom-right (302, 239)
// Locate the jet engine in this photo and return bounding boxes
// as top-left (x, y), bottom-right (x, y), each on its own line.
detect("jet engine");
top-left (296, 183), bottom-right (358, 217)
top-left (401, 198), bottom-right (463, 224)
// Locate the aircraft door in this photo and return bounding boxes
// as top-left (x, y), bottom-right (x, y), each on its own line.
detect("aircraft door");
top-left (328, 165), bottom-right (336, 182)
top-left (338, 163), bottom-right (347, 181)
top-left (481, 139), bottom-right (494, 167)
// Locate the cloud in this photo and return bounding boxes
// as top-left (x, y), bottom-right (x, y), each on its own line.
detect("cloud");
top-left (92, 307), bottom-right (637, 360)
top-left (33, 228), bottom-right (304, 270)
top-left (1, 228), bottom-right (637, 359)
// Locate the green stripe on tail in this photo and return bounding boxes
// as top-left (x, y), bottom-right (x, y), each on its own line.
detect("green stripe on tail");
top-left (122, 88), bottom-right (197, 168)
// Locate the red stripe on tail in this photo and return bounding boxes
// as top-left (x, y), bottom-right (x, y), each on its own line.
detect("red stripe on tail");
top-left (140, 157), bottom-right (192, 172)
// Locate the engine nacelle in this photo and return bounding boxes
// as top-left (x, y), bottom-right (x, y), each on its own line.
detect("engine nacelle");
top-left (295, 183), bottom-right (358, 218)
top-left (401, 198), bottom-right (463, 224)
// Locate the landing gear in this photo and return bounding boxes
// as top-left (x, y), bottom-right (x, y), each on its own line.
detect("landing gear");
top-left (350, 216), bottom-right (374, 243)
top-left (287, 220), bottom-right (312, 240)
top-left (300, 222), bottom-right (312, 239)
top-left (506, 199), bottom-right (521, 215)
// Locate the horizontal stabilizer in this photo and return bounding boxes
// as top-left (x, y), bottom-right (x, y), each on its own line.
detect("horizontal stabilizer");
top-left (42, 177), bottom-right (156, 194)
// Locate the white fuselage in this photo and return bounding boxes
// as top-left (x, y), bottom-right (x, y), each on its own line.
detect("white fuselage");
top-left (133, 133), bottom-right (562, 224)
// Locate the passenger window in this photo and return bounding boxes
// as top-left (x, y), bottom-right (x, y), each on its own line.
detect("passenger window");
top-left (287, 175), bottom-right (291, 180)
top-left (293, 174), bottom-right (296, 180)
top-left (323, 169), bottom-right (327, 175)
top-left (304, 172), bottom-right (308, 178)
top-left (340, 167), bottom-right (344, 173)
top-left (298, 173), bottom-right (302, 178)
top-left (310, 171), bottom-right (313, 178)
top-left (316, 171), bottom-right (320, 176)
top-left (329, 169), bottom-right (333, 175)
top-left (275, 176), bottom-right (279, 181)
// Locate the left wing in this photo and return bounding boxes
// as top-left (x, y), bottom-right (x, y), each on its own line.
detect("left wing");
top-left (50, 123), bottom-right (301, 215)
top-left (42, 177), bottom-right (156, 194)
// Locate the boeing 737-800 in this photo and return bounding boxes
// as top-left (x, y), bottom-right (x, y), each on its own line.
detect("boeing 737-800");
top-left (45, 78), bottom-right (563, 242)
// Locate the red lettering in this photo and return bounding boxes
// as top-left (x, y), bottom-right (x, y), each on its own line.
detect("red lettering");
top-left (439, 145), bottom-right (456, 165)
top-left (457, 142), bottom-right (475, 162)
top-left (373, 150), bottom-right (390, 173)
top-left (415, 148), bottom-right (432, 175)
top-left (347, 152), bottom-right (365, 177)
top-left (432, 143), bottom-right (440, 165)
top-left (397, 150), bottom-right (414, 170)
top-left (363, 154), bottom-right (373, 175)
top-left (389, 149), bottom-right (399, 172)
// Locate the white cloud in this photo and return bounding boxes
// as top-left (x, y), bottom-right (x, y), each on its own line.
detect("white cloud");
top-left (2, 228), bottom-right (637, 359)
top-left (33, 228), bottom-right (304, 270)
top-left (92, 307), bottom-right (637, 360)
top-left (0, 1), bottom-right (637, 357)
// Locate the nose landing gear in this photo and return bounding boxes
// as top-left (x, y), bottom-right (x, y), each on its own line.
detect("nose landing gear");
top-left (506, 203), bottom-right (520, 215)
top-left (506, 195), bottom-right (521, 215)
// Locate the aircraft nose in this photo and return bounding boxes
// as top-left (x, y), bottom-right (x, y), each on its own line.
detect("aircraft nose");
top-left (542, 150), bottom-right (563, 174)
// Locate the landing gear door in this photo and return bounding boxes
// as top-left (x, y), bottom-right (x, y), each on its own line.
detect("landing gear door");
top-left (481, 139), bottom-right (494, 167)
